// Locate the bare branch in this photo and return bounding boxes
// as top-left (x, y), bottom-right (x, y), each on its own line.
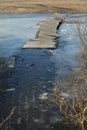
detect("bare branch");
top-left (0, 106), bottom-right (16, 129)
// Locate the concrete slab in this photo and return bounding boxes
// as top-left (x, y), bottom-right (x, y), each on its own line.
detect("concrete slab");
top-left (23, 40), bottom-right (58, 49)
top-left (23, 16), bottom-right (62, 49)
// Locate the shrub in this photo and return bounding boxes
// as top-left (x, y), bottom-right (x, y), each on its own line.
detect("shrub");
top-left (53, 81), bottom-right (87, 130)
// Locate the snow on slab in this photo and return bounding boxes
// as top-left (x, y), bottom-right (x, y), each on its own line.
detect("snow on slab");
top-left (23, 17), bottom-right (61, 49)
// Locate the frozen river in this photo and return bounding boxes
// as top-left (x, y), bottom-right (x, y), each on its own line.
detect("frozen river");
top-left (0, 14), bottom-right (53, 57)
top-left (0, 14), bottom-right (87, 130)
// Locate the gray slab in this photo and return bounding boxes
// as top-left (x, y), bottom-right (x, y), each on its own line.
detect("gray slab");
top-left (23, 16), bottom-right (62, 49)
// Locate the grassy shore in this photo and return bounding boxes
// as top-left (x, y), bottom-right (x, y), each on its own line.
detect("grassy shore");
top-left (0, 0), bottom-right (87, 14)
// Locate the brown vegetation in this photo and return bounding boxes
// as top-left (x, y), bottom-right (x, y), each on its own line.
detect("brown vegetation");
top-left (53, 82), bottom-right (87, 130)
top-left (52, 24), bottom-right (87, 130)
top-left (0, 107), bottom-right (16, 130)
top-left (0, 0), bottom-right (87, 14)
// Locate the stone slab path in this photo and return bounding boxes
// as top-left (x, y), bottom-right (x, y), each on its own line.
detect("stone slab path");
top-left (23, 16), bottom-right (63, 49)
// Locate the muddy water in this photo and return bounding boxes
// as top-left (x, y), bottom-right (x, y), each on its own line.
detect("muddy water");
top-left (0, 14), bottom-right (87, 130)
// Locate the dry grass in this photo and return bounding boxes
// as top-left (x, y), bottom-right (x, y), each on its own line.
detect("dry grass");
top-left (0, 107), bottom-right (16, 130)
top-left (52, 24), bottom-right (87, 130)
top-left (0, 0), bottom-right (87, 14)
top-left (53, 82), bottom-right (87, 130)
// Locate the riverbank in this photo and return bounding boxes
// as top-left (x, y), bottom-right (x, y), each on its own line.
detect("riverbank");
top-left (0, 0), bottom-right (87, 14)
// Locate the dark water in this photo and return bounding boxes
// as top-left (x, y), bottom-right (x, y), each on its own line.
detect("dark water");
top-left (0, 14), bottom-right (87, 130)
top-left (0, 49), bottom-right (57, 130)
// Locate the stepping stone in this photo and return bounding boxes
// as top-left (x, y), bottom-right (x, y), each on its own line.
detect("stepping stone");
top-left (23, 16), bottom-right (62, 49)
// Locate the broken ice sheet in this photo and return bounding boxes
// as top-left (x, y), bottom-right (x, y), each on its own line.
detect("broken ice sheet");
top-left (38, 93), bottom-right (48, 100)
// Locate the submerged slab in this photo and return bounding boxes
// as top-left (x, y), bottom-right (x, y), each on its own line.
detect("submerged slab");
top-left (23, 16), bottom-right (62, 49)
top-left (23, 40), bottom-right (58, 49)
